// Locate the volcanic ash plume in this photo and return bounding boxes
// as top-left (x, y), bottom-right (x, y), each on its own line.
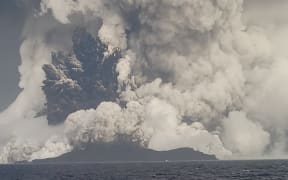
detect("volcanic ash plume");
top-left (1, 0), bottom-right (288, 163)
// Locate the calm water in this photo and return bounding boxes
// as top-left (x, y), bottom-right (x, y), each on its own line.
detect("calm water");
top-left (0, 160), bottom-right (287, 180)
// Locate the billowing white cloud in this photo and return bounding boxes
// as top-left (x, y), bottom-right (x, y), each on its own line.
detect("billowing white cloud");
top-left (2, 0), bottom-right (288, 163)
top-left (221, 111), bottom-right (270, 157)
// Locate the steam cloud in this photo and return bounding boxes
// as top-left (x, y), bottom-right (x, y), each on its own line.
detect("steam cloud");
top-left (1, 0), bottom-right (288, 163)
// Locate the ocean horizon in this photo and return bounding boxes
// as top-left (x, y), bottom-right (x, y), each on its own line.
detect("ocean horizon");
top-left (1, 160), bottom-right (288, 180)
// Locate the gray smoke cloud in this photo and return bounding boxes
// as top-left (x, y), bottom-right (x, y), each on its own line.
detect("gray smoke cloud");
top-left (1, 0), bottom-right (288, 163)
top-left (42, 27), bottom-right (121, 125)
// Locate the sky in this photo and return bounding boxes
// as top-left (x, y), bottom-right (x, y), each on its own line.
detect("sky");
top-left (0, 0), bottom-right (40, 111)
top-left (0, 1), bottom-right (24, 111)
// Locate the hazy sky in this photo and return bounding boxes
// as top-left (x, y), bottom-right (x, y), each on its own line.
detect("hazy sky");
top-left (0, 0), bottom-right (287, 111)
top-left (0, 0), bottom-right (40, 111)
top-left (0, 1), bottom-right (24, 111)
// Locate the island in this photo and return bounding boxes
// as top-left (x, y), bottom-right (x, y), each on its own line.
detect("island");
top-left (32, 142), bottom-right (217, 163)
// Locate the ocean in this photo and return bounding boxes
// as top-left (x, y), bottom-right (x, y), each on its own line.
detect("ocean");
top-left (0, 160), bottom-right (287, 180)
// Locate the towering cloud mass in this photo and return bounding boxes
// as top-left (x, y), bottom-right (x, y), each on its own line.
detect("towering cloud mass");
top-left (1, 0), bottom-right (288, 163)
top-left (42, 28), bottom-right (121, 124)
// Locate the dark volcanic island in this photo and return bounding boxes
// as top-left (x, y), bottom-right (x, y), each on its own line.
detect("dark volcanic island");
top-left (33, 147), bottom-right (216, 163)
top-left (35, 28), bottom-right (217, 163)
top-left (33, 142), bottom-right (216, 163)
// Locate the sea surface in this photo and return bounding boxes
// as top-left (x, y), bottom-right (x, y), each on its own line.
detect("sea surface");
top-left (0, 160), bottom-right (287, 180)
